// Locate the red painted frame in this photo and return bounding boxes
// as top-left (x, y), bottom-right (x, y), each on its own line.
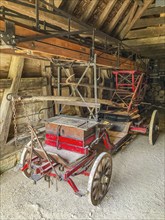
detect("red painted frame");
top-left (21, 128), bottom-right (112, 195)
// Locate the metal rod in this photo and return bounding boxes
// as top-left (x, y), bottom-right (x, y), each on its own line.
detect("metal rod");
top-left (35, 0), bottom-right (39, 30)
top-left (93, 54), bottom-right (98, 121)
top-left (91, 28), bottom-right (95, 61)
top-left (68, 17), bottom-right (71, 39)
top-left (117, 43), bottom-right (120, 68)
top-left (57, 66), bottom-right (61, 113)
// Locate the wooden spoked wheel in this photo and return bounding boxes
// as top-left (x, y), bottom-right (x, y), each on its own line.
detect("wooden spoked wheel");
top-left (88, 152), bottom-right (112, 206)
top-left (20, 147), bottom-right (33, 179)
top-left (149, 110), bottom-right (159, 145)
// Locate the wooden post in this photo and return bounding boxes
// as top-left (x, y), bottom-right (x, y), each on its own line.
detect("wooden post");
top-left (40, 60), bottom-right (54, 119)
top-left (98, 69), bottom-right (106, 99)
top-left (86, 67), bottom-right (94, 99)
top-left (0, 56), bottom-right (24, 144)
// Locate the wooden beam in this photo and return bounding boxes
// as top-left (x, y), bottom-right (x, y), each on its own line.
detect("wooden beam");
top-left (132, 17), bottom-right (165, 29)
top-left (14, 96), bottom-right (100, 108)
top-left (62, 0), bottom-right (79, 14)
top-left (0, 56), bottom-right (24, 144)
top-left (80, 0), bottom-right (99, 22)
top-left (115, 1), bottom-right (138, 37)
top-left (0, 77), bottom-right (48, 89)
top-left (0, 0), bottom-right (121, 46)
top-left (54, 0), bottom-right (63, 8)
top-left (12, 95), bottom-right (125, 108)
top-left (95, 0), bottom-right (117, 29)
top-left (0, 20), bottom-right (136, 70)
top-left (119, 0), bottom-right (154, 39)
top-left (127, 0), bottom-right (139, 24)
top-left (125, 26), bottom-right (165, 39)
top-left (123, 36), bottom-right (165, 46)
top-left (0, 0), bottom-right (81, 31)
top-left (40, 60), bottom-right (54, 119)
top-left (106, 0), bottom-right (130, 33)
top-left (143, 6), bottom-right (165, 16)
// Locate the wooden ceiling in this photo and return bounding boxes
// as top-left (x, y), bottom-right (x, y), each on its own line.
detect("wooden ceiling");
top-left (0, 0), bottom-right (165, 59)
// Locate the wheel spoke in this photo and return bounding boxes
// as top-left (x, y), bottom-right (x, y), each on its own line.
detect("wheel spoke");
top-left (88, 153), bottom-right (112, 205)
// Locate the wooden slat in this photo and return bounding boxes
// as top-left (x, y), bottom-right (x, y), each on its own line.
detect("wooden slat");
top-left (0, 77), bottom-right (48, 89)
top-left (142, 6), bottom-right (165, 16)
top-left (54, 0), bottom-right (63, 8)
top-left (80, 0), bottom-right (99, 22)
top-left (15, 96), bottom-right (100, 108)
top-left (123, 36), bottom-right (165, 46)
top-left (132, 17), bottom-right (165, 29)
top-left (119, 0), bottom-right (154, 39)
top-left (95, 0), bottom-right (117, 28)
top-left (115, 1), bottom-right (138, 37)
top-left (0, 20), bottom-right (136, 70)
top-left (0, 56), bottom-right (24, 144)
top-left (15, 95), bottom-right (126, 108)
top-left (125, 26), bottom-right (165, 39)
top-left (106, 0), bottom-right (130, 33)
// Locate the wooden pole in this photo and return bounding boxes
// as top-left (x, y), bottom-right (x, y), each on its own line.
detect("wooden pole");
top-left (0, 56), bottom-right (24, 144)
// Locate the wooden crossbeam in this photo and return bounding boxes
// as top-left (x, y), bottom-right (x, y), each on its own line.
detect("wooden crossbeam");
top-left (142, 6), bottom-right (165, 16)
top-left (0, 77), bottom-right (48, 89)
top-left (95, 0), bottom-right (117, 29)
top-left (123, 36), bottom-right (165, 46)
top-left (80, 0), bottom-right (99, 22)
top-left (119, 0), bottom-right (154, 39)
top-left (0, 56), bottom-right (24, 144)
top-left (0, 20), bottom-right (136, 70)
top-left (106, 0), bottom-right (130, 33)
top-left (132, 17), bottom-right (165, 29)
top-left (14, 96), bottom-right (101, 108)
top-left (125, 26), bottom-right (165, 39)
top-left (13, 95), bottom-right (124, 108)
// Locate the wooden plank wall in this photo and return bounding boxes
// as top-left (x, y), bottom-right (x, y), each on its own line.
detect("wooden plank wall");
top-left (0, 54), bottom-right (52, 148)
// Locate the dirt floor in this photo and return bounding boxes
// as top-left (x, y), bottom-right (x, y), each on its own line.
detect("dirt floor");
top-left (1, 113), bottom-right (165, 220)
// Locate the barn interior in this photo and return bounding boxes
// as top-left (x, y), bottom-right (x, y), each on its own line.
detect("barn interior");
top-left (0, 0), bottom-right (164, 218)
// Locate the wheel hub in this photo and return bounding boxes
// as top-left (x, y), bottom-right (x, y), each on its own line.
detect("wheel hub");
top-left (101, 175), bottom-right (109, 184)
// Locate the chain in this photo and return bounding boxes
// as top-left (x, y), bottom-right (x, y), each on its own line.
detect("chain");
top-left (11, 98), bottom-right (18, 147)
top-left (20, 99), bottom-right (32, 129)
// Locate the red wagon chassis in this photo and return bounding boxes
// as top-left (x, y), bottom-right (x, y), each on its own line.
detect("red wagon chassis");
top-left (21, 115), bottom-right (113, 203)
top-left (18, 69), bottom-right (159, 206)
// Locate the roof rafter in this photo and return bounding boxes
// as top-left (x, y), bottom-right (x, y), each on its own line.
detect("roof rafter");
top-left (95, 0), bottom-right (117, 29)
top-left (106, 0), bottom-right (130, 33)
top-left (63, 0), bottom-right (79, 14)
top-left (80, 0), bottom-right (99, 22)
top-left (115, 0), bottom-right (138, 37)
top-left (119, 0), bottom-right (154, 39)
